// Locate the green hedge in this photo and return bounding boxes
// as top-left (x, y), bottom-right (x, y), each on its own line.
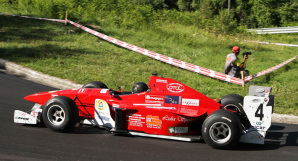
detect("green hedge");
top-left (1, 0), bottom-right (297, 34)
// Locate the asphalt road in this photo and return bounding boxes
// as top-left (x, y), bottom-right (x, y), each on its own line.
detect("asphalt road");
top-left (0, 71), bottom-right (297, 161)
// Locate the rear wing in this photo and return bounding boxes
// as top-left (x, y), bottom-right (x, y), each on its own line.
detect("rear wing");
top-left (240, 86), bottom-right (274, 144)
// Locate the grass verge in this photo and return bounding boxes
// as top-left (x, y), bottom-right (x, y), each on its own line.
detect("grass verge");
top-left (0, 15), bottom-right (297, 115)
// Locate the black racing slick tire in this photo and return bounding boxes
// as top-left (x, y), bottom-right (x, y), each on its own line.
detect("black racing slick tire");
top-left (219, 94), bottom-right (251, 129)
top-left (82, 81), bottom-right (108, 89)
top-left (202, 110), bottom-right (242, 149)
top-left (42, 96), bottom-right (79, 132)
top-left (219, 94), bottom-right (245, 115)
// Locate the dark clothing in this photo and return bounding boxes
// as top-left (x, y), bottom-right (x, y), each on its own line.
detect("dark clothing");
top-left (224, 53), bottom-right (249, 78)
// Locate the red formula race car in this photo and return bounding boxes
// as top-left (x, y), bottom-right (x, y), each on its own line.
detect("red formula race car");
top-left (14, 74), bottom-right (274, 149)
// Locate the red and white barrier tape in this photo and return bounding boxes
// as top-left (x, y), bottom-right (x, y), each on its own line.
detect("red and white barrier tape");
top-left (2, 13), bottom-right (296, 85)
top-left (0, 13), bottom-right (66, 23)
top-left (244, 56), bottom-right (297, 82)
top-left (67, 20), bottom-right (244, 85)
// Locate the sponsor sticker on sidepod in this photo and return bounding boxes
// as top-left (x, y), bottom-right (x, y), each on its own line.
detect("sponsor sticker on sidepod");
top-left (182, 98), bottom-right (200, 106)
top-left (167, 83), bottom-right (184, 93)
top-left (169, 127), bottom-right (188, 133)
top-left (165, 95), bottom-right (181, 104)
top-left (145, 95), bottom-right (165, 103)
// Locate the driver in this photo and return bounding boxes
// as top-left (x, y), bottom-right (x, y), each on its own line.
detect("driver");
top-left (132, 82), bottom-right (149, 93)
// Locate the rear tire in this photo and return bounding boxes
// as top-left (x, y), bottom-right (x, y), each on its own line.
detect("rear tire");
top-left (82, 81), bottom-right (108, 89)
top-left (219, 94), bottom-right (245, 115)
top-left (202, 110), bottom-right (242, 149)
top-left (219, 94), bottom-right (251, 129)
top-left (42, 96), bottom-right (79, 132)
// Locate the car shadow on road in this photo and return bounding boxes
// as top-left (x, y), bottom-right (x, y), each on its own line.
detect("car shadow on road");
top-left (23, 123), bottom-right (297, 150)
top-left (235, 124), bottom-right (298, 151)
top-left (70, 126), bottom-right (111, 134)
top-left (23, 124), bottom-right (111, 134)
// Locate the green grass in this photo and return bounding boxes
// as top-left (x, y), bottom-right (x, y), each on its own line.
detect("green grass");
top-left (0, 15), bottom-right (297, 115)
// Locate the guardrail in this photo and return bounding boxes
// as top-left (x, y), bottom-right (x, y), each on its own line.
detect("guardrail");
top-left (247, 27), bottom-right (298, 34)
top-left (244, 40), bottom-right (298, 47)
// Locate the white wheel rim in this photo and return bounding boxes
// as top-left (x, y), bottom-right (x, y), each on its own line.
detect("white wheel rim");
top-left (47, 105), bottom-right (65, 125)
top-left (209, 122), bottom-right (232, 144)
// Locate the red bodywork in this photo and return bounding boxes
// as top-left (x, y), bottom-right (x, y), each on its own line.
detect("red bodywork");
top-left (24, 76), bottom-right (222, 136)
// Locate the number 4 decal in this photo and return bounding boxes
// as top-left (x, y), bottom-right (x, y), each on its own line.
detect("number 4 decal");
top-left (255, 104), bottom-right (264, 121)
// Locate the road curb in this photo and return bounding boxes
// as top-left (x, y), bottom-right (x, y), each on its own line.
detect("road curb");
top-left (0, 58), bottom-right (82, 89)
top-left (272, 113), bottom-right (298, 125)
top-left (0, 58), bottom-right (297, 124)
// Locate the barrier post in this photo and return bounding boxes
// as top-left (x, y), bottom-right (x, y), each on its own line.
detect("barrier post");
top-left (241, 71), bottom-right (244, 88)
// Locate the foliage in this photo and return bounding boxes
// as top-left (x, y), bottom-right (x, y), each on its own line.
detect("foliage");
top-left (0, 0), bottom-right (297, 33)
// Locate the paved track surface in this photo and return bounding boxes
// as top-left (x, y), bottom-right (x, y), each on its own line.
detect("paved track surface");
top-left (0, 71), bottom-right (297, 161)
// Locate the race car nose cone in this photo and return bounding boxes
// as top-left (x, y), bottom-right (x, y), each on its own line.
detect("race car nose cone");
top-left (24, 91), bottom-right (54, 105)
top-left (24, 94), bottom-right (39, 102)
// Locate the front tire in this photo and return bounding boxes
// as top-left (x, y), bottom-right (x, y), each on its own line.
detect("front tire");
top-left (42, 96), bottom-right (79, 132)
top-left (82, 81), bottom-right (108, 89)
top-left (202, 110), bottom-right (242, 149)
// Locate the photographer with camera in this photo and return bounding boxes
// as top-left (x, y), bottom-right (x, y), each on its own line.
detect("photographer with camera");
top-left (224, 46), bottom-right (250, 78)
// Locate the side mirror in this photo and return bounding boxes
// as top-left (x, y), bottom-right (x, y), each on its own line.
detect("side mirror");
top-left (109, 90), bottom-right (115, 96)
top-left (118, 86), bottom-right (124, 92)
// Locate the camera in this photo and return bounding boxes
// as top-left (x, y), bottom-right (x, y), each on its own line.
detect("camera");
top-left (243, 51), bottom-right (252, 58)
